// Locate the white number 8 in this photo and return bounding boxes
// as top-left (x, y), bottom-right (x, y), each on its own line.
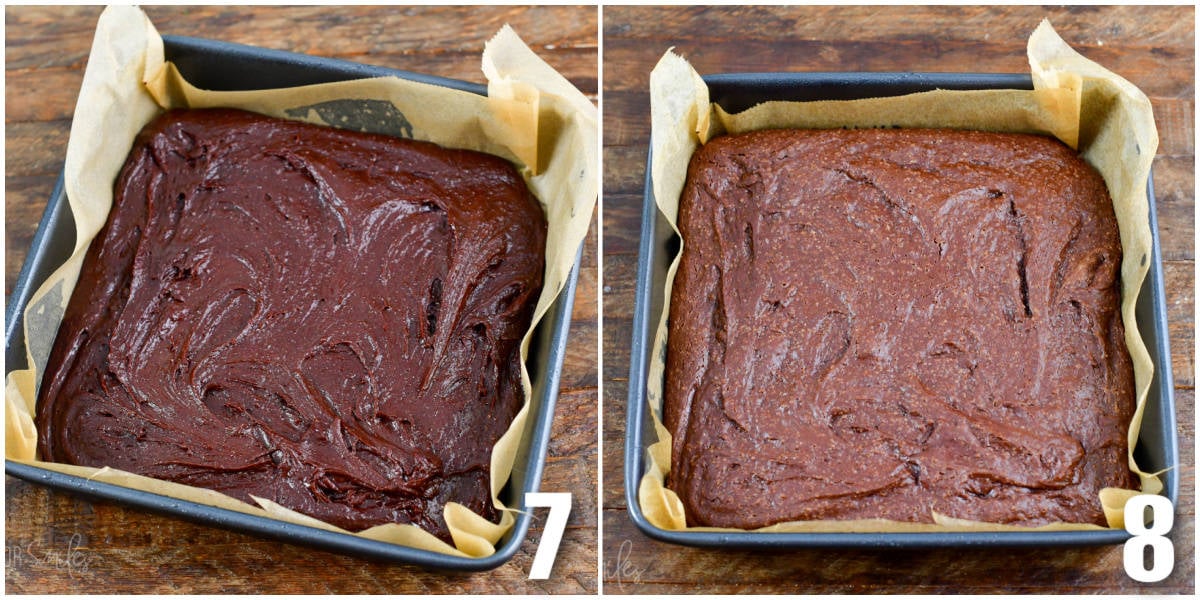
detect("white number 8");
top-left (1123, 494), bottom-right (1174, 583)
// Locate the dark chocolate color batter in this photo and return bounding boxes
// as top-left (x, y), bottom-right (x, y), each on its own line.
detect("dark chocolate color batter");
top-left (37, 108), bottom-right (546, 541)
top-left (665, 128), bottom-right (1134, 529)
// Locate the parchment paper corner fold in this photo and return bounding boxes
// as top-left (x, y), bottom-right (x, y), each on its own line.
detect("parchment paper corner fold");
top-left (640, 20), bottom-right (1161, 534)
top-left (4, 5), bottom-right (597, 558)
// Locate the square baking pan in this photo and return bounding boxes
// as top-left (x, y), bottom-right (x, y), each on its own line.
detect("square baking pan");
top-left (4, 34), bottom-right (581, 570)
top-left (624, 72), bottom-right (1179, 549)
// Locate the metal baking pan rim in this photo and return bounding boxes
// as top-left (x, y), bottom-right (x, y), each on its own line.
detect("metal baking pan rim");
top-left (624, 71), bottom-right (1178, 549)
top-left (4, 34), bottom-right (579, 571)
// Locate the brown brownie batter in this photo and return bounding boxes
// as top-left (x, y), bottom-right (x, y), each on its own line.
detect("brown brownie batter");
top-left (37, 108), bottom-right (546, 541)
top-left (665, 128), bottom-right (1134, 529)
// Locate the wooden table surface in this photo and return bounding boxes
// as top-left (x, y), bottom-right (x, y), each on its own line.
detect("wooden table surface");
top-left (4, 5), bottom-right (598, 593)
top-left (602, 5), bottom-right (1194, 594)
top-left (6, 4), bottom-right (1196, 595)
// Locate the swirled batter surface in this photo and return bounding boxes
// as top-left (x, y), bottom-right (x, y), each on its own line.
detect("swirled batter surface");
top-left (665, 128), bottom-right (1134, 528)
top-left (38, 108), bottom-right (546, 540)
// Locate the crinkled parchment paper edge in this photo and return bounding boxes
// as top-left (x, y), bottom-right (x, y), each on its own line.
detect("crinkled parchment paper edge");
top-left (5, 5), bottom-right (597, 558)
top-left (639, 20), bottom-right (1163, 533)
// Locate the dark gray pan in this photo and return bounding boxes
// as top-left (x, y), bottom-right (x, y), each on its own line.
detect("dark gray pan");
top-left (4, 35), bottom-right (580, 570)
top-left (625, 72), bottom-right (1178, 548)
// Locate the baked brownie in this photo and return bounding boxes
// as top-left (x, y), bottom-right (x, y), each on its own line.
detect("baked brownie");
top-left (665, 128), bottom-right (1134, 529)
top-left (37, 108), bottom-right (547, 541)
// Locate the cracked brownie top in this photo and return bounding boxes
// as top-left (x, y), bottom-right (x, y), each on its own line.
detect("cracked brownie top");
top-left (664, 128), bottom-right (1133, 529)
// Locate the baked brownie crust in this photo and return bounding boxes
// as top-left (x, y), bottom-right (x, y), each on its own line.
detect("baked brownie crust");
top-left (665, 128), bottom-right (1134, 528)
top-left (37, 108), bottom-right (546, 540)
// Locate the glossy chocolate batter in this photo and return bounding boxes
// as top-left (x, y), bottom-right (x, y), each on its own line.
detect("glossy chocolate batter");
top-left (665, 128), bottom-right (1134, 529)
top-left (37, 108), bottom-right (546, 541)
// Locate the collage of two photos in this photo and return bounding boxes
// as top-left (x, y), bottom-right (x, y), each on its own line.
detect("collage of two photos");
top-left (4, 4), bottom-right (1194, 595)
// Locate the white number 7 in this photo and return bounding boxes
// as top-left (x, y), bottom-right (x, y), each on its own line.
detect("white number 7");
top-left (525, 492), bottom-right (572, 580)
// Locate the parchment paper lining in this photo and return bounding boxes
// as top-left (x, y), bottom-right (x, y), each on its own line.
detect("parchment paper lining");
top-left (4, 5), bottom-right (597, 558)
top-left (639, 20), bottom-right (1162, 533)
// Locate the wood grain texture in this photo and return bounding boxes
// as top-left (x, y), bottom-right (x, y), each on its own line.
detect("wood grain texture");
top-left (601, 5), bottom-right (1194, 594)
top-left (5, 5), bottom-right (598, 593)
